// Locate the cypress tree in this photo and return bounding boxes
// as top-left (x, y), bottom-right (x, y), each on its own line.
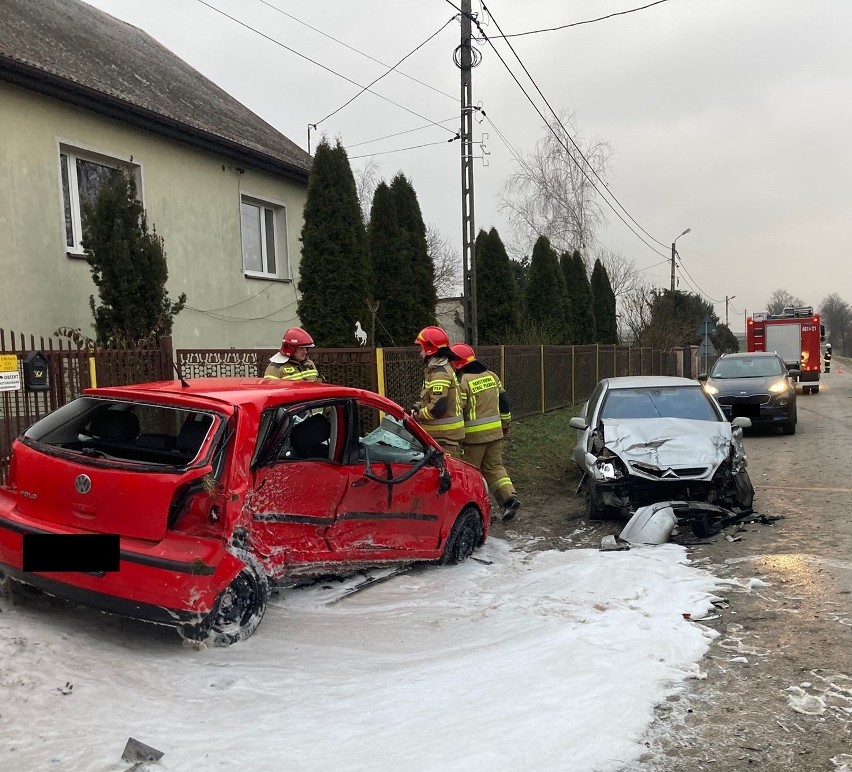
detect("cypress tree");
top-left (524, 236), bottom-right (570, 343)
top-left (561, 250), bottom-right (595, 343)
top-left (298, 138), bottom-right (371, 346)
top-left (591, 258), bottom-right (618, 343)
top-left (82, 171), bottom-right (185, 346)
top-left (475, 228), bottom-right (521, 343)
top-left (390, 173), bottom-right (436, 333)
top-left (368, 181), bottom-right (409, 346)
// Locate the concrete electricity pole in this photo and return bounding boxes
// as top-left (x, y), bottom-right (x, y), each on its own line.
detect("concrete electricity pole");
top-left (459, 0), bottom-right (478, 344)
top-left (725, 295), bottom-right (736, 327)
top-left (670, 228), bottom-right (691, 292)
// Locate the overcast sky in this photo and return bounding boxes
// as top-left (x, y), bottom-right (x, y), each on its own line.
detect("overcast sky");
top-left (84, 0), bottom-right (852, 331)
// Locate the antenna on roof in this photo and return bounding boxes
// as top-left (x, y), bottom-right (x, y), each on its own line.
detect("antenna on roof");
top-left (172, 361), bottom-right (189, 388)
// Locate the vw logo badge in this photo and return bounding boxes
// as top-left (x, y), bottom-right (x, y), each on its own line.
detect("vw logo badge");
top-left (74, 474), bottom-right (92, 495)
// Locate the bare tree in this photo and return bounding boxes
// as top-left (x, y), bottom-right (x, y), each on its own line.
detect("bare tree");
top-left (426, 224), bottom-right (462, 298)
top-left (352, 158), bottom-right (382, 224)
top-left (594, 246), bottom-right (642, 301)
top-left (820, 292), bottom-right (851, 354)
top-left (499, 109), bottom-right (612, 257)
top-left (765, 288), bottom-right (805, 315)
top-left (619, 281), bottom-right (654, 345)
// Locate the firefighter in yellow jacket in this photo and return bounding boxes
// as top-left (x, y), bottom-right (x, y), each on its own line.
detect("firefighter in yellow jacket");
top-left (410, 326), bottom-right (465, 458)
top-left (450, 343), bottom-right (521, 521)
top-left (263, 327), bottom-right (321, 382)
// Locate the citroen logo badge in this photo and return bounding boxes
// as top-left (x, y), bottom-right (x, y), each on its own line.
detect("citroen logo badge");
top-left (74, 474), bottom-right (92, 495)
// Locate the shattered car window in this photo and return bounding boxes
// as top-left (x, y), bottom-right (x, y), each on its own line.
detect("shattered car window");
top-left (600, 387), bottom-right (719, 422)
top-left (360, 415), bottom-right (426, 464)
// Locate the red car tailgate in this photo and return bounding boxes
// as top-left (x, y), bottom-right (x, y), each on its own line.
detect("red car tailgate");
top-left (11, 443), bottom-right (198, 542)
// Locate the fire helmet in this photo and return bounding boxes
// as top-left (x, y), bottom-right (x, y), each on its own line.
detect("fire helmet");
top-left (414, 326), bottom-right (450, 357)
top-left (449, 343), bottom-right (476, 370)
top-left (271, 327), bottom-right (315, 363)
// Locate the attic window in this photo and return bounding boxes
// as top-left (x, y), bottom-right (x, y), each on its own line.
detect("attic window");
top-left (60, 148), bottom-right (137, 255)
top-left (240, 195), bottom-right (288, 280)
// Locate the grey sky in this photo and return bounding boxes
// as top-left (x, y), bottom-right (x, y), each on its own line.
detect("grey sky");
top-left (84, 0), bottom-right (852, 331)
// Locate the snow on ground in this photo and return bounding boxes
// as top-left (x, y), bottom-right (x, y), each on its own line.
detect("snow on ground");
top-left (0, 540), bottom-right (725, 772)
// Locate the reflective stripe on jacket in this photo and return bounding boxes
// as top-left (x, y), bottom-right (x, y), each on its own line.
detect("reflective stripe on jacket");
top-left (263, 357), bottom-right (320, 382)
top-left (458, 370), bottom-right (509, 443)
top-left (416, 359), bottom-right (464, 442)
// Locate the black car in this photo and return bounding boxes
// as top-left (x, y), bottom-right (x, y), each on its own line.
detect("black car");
top-left (700, 352), bottom-right (798, 435)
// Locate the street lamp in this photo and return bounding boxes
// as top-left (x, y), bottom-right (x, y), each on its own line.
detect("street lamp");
top-left (725, 295), bottom-right (736, 327)
top-left (670, 228), bottom-right (691, 292)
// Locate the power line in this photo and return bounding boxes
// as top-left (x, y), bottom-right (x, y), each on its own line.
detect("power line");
top-left (313, 16), bottom-right (456, 126)
top-left (195, 0), bottom-right (457, 136)
top-left (478, 2), bottom-right (671, 252)
top-left (346, 116), bottom-right (458, 149)
top-left (255, 0), bottom-right (458, 102)
top-left (445, 0), bottom-right (669, 260)
top-left (676, 258), bottom-right (722, 303)
top-left (491, 0), bottom-right (673, 39)
top-left (349, 135), bottom-right (460, 160)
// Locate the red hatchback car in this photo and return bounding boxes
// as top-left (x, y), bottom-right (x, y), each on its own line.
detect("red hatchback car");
top-left (0, 379), bottom-right (491, 644)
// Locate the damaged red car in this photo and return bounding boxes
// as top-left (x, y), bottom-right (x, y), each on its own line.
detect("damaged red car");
top-left (0, 379), bottom-right (491, 644)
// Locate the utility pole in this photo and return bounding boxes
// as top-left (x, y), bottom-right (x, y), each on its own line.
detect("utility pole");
top-left (725, 295), bottom-right (736, 327)
top-left (670, 228), bottom-right (690, 292)
top-left (459, 0), bottom-right (478, 344)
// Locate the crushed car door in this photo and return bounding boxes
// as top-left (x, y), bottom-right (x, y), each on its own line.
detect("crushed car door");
top-left (325, 399), bottom-right (445, 554)
top-left (245, 401), bottom-right (349, 567)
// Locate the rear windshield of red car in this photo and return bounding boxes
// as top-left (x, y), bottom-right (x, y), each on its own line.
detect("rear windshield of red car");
top-left (23, 397), bottom-right (222, 467)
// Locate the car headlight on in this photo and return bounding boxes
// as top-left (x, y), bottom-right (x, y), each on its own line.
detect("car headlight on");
top-left (703, 383), bottom-right (719, 396)
top-left (768, 379), bottom-right (791, 394)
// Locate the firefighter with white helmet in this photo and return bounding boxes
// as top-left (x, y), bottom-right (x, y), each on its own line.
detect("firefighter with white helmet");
top-left (410, 326), bottom-right (464, 458)
top-left (451, 342), bottom-right (521, 521)
top-left (264, 327), bottom-right (321, 381)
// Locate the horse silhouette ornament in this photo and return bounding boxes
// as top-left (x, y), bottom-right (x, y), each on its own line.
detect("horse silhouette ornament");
top-left (355, 321), bottom-right (368, 346)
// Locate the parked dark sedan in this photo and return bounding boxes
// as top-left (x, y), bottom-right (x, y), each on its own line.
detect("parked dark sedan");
top-left (700, 351), bottom-right (798, 435)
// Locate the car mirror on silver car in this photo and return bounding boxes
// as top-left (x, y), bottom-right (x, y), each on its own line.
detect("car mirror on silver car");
top-left (731, 416), bottom-right (752, 428)
top-left (569, 416), bottom-right (588, 430)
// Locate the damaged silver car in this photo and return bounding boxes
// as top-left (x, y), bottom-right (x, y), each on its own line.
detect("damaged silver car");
top-left (570, 376), bottom-right (754, 531)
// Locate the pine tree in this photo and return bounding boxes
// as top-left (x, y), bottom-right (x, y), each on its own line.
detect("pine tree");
top-left (82, 171), bottom-right (185, 346)
top-left (297, 138), bottom-right (371, 346)
top-left (475, 228), bottom-right (521, 343)
top-left (591, 258), bottom-right (618, 343)
top-left (524, 236), bottom-right (570, 343)
top-left (560, 250), bottom-right (595, 343)
top-left (390, 173), bottom-right (436, 333)
top-left (368, 181), bottom-right (409, 346)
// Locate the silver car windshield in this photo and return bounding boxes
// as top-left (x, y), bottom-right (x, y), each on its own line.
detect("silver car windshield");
top-left (599, 387), bottom-right (719, 422)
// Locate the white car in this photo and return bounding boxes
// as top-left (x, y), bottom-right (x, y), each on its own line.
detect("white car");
top-left (569, 376), bottom-right (754, 531)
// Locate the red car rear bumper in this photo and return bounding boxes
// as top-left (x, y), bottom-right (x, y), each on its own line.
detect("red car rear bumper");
top-left (0, 505), bottom-right (242, 629)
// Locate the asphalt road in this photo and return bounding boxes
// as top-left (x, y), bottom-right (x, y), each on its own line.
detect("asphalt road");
top-left (629, 363), bottom-right (852, 770)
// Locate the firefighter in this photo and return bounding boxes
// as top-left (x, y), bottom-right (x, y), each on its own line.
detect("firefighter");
top-left (450, 343), bottom-right (521, 522)
top-left (824, 343), bottom-right (832, 374)
top-left (264, 327), bottom-right (321, 381)
top-left (410, 326), bottom-right (464, 458)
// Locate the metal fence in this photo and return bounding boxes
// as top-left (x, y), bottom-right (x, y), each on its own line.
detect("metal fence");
top-left (2, 331), bottom-right (679, 483)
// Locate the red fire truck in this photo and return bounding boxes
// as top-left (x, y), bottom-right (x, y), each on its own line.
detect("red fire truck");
top-left (747, 306), bottom-right (825, 393)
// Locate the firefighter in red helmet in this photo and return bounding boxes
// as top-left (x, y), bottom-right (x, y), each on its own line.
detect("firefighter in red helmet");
top-left (450, 343), bottom-right (521, 521)
top-left (410, 326), bottom-right (464, 458)
top-left (264, 327), bottom-right (321, 382)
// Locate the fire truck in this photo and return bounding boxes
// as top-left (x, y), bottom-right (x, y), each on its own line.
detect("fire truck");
top-left (747, 306), bottom-right (825, 393)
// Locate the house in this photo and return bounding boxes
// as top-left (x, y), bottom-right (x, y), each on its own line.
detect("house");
top-left (0, 0), bottom-right (312, 348)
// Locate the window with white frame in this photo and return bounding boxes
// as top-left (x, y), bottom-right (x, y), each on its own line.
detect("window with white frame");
top-left (59, 147), bottom-right (136, 254)
top-left (240, 195), bottom-right (288, 279)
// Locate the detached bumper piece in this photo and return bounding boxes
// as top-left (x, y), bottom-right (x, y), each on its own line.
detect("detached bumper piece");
top-left (616, 500), bottom-right (750, 546)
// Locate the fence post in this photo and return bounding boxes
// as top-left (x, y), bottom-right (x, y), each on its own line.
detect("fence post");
top-left (159, 335), bottom-right (174, 381)
top-left (571, 346), bottom-right (575, 405)
top-left (500, 345), bottom-right (505, 383)
top-left (88, 357), bottom-right (97, 388)
top-left (540, 345), bottom-right (545, 414)
top-left (595, 344), bottom-right (600, 382)
top-left (375, 347), bottom-right (385, 396)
